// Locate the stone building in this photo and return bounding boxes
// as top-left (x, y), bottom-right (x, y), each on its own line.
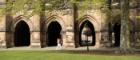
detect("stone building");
top-left (0, 0), bottom-right (140, 49)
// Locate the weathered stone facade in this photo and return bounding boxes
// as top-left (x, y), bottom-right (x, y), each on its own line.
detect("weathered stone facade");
top-left (0, 0), bottom-right (140, 50)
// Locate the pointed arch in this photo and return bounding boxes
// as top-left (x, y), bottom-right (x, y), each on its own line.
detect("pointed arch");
top-left (12, 16), bottom-right (34, 31)
top-left (76, 15), bottom-right (101, 48)
top-left (11, 16), bottom-right (33, 47)
top-left (47, 21), bottom-right (62, 46)
top-left (78, 15), bottom-right (100, 31)
top-left (40, 15), bottom-right (66, 47)
top-left (14, 20), bottom-right (30, 46)
top-left (79, 20), bottom-right (96, 46)
top-left (45, 15), bottom-right (66, 32)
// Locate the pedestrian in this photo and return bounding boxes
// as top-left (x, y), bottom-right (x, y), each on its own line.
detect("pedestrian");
top-left (56, 35), bottom-right (62, 50)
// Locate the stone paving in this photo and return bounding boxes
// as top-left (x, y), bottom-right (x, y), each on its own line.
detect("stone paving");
top-left (0, 46), bottom-right (116, 50)
top-left (1, 46), bottom-right (140, 55)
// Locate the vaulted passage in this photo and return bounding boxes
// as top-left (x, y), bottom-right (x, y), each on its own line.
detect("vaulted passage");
top-left (113, 23), bottom-right (121, 47)
top-left (47, 21), bottom-right (62, 46)
top-left (79, 20), bottom-right (95, 46)
top-left (14, 21), bottom-right (30, 47)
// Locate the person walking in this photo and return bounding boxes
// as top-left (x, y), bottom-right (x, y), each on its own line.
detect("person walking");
top-left (56, 35), bottom-right (63, 50)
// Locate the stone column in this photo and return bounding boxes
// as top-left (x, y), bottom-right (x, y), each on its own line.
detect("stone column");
top-left (30, 15), bottom-right (41, 48)
top-left (95, 31), bottom-right (101, 48)
top-left (30, 32), bottom-right (41, 48)
top-left (63, 27), bottom-right (75, 48)
top-left (0, 15), bottom-right (6, 48)
top-left (0, 32), bottom-right (6, 48)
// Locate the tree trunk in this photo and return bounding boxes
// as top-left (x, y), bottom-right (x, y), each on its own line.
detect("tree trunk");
top-left (73, 3), bottom-right (79, 48)
top-left (120, 0), bottom-right (130, 53)
top-left (40, 0), bottom-right (46, 48)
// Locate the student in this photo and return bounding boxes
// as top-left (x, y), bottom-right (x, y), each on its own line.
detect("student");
top-left (56, 35), bottom-right (62, 50)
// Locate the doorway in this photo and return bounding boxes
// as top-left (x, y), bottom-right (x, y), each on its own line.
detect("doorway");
top-left (79, 20), bottom-right (96, 46)
top-left (47, 21), bottom-right (62, 46)
top-left (14, 21), bottom-right (30, 47)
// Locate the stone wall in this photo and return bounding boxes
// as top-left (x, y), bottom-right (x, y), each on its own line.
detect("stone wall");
top-left (0, 3), bottom-right (140, 49)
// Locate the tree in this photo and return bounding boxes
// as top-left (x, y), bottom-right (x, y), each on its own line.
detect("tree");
top-left (3, 0), bottom-right (69, 17)
top-left (120, 0), bottom-right (130, 53)
top-left (4, 0), bottom-right (44, 17)
top-left (3, 0), bottom-right (107, 17)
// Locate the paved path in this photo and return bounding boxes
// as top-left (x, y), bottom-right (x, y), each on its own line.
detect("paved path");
top-left (0, 46), bottom-right (119, 51)
top-left (1, 46), bottom-right (140, 55)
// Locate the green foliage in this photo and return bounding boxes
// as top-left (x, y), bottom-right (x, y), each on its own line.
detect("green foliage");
top-left (0, 0), bottom-right (44, 18)
top-left (2, 0), bottom-right (108, 17)
top-left (46, 0), bottom-right (64, 10)
top-left (70, 0), bottom-right (108, 21)
top-left (136, 16), bottom-right (140, 20)
top-left (71, 0), bottom-right (107, 9)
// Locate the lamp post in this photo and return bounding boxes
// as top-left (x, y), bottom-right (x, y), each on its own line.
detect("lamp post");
top-left (83, 24), bottom-right (91, 52)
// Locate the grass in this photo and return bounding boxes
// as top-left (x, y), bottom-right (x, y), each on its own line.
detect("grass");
top-left (0, 51), bottom-right (140, 60)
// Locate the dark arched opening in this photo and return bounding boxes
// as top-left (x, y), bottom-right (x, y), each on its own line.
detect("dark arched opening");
top-left (14, 21), bottom-right (30, 47)
top-left (113, 23), bottom-right (121, 47)
top-left (47, 21), bottom-right (62, 46)
top-left (79, 20), bottom-right (95, 46)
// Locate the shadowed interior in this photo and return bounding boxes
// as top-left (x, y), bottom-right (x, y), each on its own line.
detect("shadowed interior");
top-left (14, 21), bottom-right (30, 47)
top-left (79, 20), bottom-right (95, 46)
top-left (47, 21), bottom-right (62, 46)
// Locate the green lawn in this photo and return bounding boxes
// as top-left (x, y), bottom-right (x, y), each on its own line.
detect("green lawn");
top-left (0, 51), bottom-right (140, 60)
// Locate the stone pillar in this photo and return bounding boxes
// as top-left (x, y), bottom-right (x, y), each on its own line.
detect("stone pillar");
top-left (95, 31), bottom-right (101, 48)
top-left (0, 32), bottom-right (6, 48)
top-left (30, 15), bottom-right (41, 48)
top-left (63, 27), bottom-right (75, 48)
top-left (0, 0), bottom-right (6, 48)
top-left (30, 32), bottom-right (41, 48)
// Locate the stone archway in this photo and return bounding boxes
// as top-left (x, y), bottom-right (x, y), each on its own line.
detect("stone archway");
top-left (79, 20), bottom-right (96, 46)
top-left (14, 20), bottom-right (30, 47)
top-left (47, 21), bottom-right (62, 46)
top-left (41, 15), bottom-right (66, 48)
top-left (113, 23), bottom-right (121, 47)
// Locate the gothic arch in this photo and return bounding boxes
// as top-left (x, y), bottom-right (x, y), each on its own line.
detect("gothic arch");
top-left (79, 20), bottom-right (96, 46)
top-left (41, 15), bottom-right (66, 47)
top-left (11, 16), bottom-right (33, 47)
top-left (12, 16), bottom-right (34, 31)
top-left (78, 15), bottom-right (100, 31)
top-left (13, 20), bottom-right (30, 46)
top-left (45, 15), bottom-right (66, 32)
top-left (77, 15), bottom-right (101, 48)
